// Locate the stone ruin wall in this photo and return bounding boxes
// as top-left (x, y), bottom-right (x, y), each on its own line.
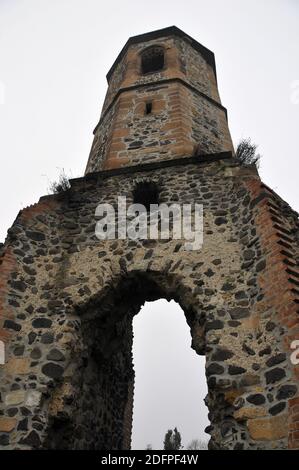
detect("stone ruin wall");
top-left (0, 156), bottom-right (298, 450)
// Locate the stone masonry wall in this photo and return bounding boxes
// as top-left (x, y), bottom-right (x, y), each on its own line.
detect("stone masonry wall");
top-left (86, 82), bottom-right (230, 173)
top-left (85, 34), bottom-right (233, 174)
top-left (103, 35), bottom-right (220, 112)
top-left (0, 156), bottom-right (298, 449)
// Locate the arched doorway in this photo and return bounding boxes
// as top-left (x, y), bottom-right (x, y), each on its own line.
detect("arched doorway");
top-left (132, 299), bottom-right (209, 450)
top-left (44, 271), bottom-right (206, 450)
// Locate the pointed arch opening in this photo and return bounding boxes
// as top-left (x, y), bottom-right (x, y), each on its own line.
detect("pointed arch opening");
top-left (44, 271), bottom-right (209, 450)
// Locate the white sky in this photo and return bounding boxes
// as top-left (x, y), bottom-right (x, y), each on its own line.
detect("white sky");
top-left (132, 300), bottom-right (208, 450)
top-left (0, 0), bottom-right (298, 450)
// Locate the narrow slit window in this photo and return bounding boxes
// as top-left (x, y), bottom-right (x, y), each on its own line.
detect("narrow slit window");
top-left (145, 102), bottom-right (152, 115)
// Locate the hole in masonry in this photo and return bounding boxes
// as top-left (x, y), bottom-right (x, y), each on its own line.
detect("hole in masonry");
top-left (145, 102), bottom-right (153, 115)
top-left (133, 181), bottom-right (159, 211)
top-left (141, 46), bottom-right (164, 74)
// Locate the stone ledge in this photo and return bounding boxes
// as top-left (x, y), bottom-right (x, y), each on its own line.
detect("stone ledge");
top-left (72, 151), bottom-right (234, 184)
top-left (37, 151), bottom-right (260, 205)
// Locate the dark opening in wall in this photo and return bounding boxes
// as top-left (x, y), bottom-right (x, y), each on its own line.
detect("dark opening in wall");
top-left (145, 102), bottom-right (153, 115)
top-left (133, 181), bottom-right (159, 211)
top-left (141, 46), bottom-right (164, 74)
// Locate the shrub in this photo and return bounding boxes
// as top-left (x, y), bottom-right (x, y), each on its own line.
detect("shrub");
top-left (49, 169), bottom-right (71, 194)
top-left (236, 138), bottom-right (261, 167)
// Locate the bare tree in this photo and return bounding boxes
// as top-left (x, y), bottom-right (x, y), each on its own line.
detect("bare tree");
top-left (236, 138), bottom-right (261, 167)
top-left (187, 439), bottom-right (208, 450)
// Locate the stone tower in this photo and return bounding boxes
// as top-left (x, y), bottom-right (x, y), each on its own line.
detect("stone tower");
top-left (85, 26), bottom-right (233, 173)
top-left (0, 27), bottom-right (298, 450)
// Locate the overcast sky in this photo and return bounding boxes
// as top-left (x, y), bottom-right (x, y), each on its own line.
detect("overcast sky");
top-left (132, 301), bottom-right (208, 450)
top-left (0, 0), bottom-right (298, 450)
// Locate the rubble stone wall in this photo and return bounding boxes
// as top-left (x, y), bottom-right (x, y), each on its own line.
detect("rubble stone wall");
top-left (0, 156), bottom-right (298, 449)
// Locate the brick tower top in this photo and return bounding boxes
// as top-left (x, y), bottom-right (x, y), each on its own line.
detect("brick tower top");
top-left (85, 26), bottom-right (234, 174)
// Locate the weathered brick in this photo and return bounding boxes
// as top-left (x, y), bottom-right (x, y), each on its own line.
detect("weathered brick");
top-left (0, 417), bottom-right (17, 432)
top-left (248, 414), bottom-right (288, 441)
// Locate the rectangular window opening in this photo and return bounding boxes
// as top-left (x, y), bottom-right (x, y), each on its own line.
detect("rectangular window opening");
top-left (145, 102), bottom-right (153, 115)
